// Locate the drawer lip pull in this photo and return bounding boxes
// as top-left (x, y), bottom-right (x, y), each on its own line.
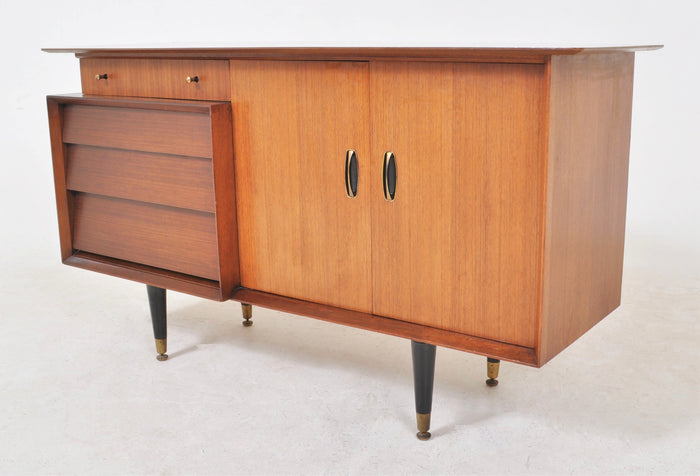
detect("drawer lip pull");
top-left (345, 149), bottom-right (359, 198)
top-left (383, 151), bottom-right (397, 201)
top-left (186, 75), bottom-right (199, 83)
top-left (94, 73), bottom-right (108, 80)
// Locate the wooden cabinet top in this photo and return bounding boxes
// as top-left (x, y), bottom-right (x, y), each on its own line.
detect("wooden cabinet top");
top-left (43, 45), bottom-right (662, 63)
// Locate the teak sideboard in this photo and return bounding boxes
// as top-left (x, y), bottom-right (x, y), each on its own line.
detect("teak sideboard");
top-left (44, 46), bottom-right (660, 439)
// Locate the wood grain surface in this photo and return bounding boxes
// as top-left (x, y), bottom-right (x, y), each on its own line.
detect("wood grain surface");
top-left (208, 102), bottom-right (240, 298)
top-left (80, 58), bottom-right (230, 100)
top-left (539, 53), bottom-right (635, 364)
top-left (47, 98), bottom-right (74, 261)
top-left (66, 252), bottom-right (224, 300)
top-left (48, 94), bottom-right (225, 113)
top-left (48, 95), bottom-right (238, 294)
top-left (232, 287), bottom-right (538, 366)
top-left (43, 46), bottom-right (662, 62)
top-left (370, 62), bottom-right (546, 348)
top-left (45, 50), bottom-right (644, 365)
top-left (72, 193), bottom-right (219, 280)
top-left (230, 60), bottom-right (372, 312)
top-left (63, 105), bottom-right (213, 158)
top-left (65, 145), bottom-right (215, 212)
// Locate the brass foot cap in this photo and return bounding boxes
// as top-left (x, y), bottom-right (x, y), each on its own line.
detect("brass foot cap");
top-left (486, 378), bottom-right (498, 387)
top-left (241, 303), bottom-right (253, 320)
top-left (243, 319), bottom-right (253, 327)
top-left (156, 353), bottom-right (168, 361)
top-left (416, 431), bottom-right (431, 440)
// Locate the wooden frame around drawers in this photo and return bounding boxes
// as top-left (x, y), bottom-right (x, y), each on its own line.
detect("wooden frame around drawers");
top-left (47, 94), bottom-right (240, 300)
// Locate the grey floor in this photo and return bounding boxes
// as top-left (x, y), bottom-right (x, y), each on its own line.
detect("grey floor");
top-left (0, 236), bottom-right (698, 475)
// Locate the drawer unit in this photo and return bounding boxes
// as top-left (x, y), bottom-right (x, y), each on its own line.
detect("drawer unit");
top-left (47, 95), bottom-right (239, 300)
top-left (80, 58), bottom-right (230, 101)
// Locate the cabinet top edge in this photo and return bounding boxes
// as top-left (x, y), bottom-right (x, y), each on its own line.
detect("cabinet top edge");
top-left (42, 46), bottom-right (663, 62)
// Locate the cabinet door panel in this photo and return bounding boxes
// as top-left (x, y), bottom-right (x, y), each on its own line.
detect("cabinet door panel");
top-left (370, 62), bottom-right (545, 347)
top-left (231, 61), bottom-right (372, 313)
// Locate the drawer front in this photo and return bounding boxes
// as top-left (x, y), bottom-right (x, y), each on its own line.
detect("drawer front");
top-left (72, 193), bottom-right (219, 280)
top-left (65, 145), bottom-right (215, 213)
top-left (63, 104), bottom-right (213, 157)
top-left (81, 58), bottom-right (230, 101)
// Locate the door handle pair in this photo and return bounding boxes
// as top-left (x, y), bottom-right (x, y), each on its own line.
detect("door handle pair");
top-left (345, 150), bottom-right (396, 202)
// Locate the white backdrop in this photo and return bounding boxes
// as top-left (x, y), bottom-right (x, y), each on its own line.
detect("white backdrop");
top-left (0, 1), bottom-right (698, 473)
top-left (0, 0), bottom-right (697, 279)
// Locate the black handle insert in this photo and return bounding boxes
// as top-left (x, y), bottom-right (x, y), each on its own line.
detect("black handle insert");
top-left (383, 151), bottom-right (397, 201)
top-left (345, 149), bottom-right (359, 198)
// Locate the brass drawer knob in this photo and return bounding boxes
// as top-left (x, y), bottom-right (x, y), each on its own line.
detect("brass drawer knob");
top-left (185, 75), bottom-right (199, 83)
top-left (94, 74), bottom-right (108, 80)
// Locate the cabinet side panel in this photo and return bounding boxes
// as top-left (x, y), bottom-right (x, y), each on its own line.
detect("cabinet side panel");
top-left (47, 98), bottom-right (73, 261)
top-left (540, 53), bottom-right (635, 364)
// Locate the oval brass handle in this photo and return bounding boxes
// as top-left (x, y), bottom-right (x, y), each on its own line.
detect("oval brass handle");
top-left (94, 74), bottom-right (108, 81)
top-left (186, 76), bottom-right (199, 83)
top-left (345, 150), bottom-right (359, 198)
top-left (383, 151), bottom-right (397, 201)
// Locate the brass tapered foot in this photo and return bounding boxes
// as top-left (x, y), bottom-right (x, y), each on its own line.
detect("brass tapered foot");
top-left (412, 341), bottom-right (436, 440)
top-left (241, 303), bottom-right (253, 327)
top-left (416, 413), bottom-right (431, 440)
top-left (155, 338), bottom-right (168, 361)
top-left (147, 285), bottom-right (168, 362)
top-left (486, 357), bottom-right (500, 386)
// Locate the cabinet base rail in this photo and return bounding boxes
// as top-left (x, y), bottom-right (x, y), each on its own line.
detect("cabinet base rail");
top-left (231, 288), bottom-right (538, 366)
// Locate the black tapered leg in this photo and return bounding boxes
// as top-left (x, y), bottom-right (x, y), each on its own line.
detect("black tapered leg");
top-left (241, 303), bottom-right (253, 327)
top-left (486, 357), bottom-right (500, 386)
top-left (147, 285), bottom-right (167, 361)
top-left (411, 340), bottom-right (436, 440)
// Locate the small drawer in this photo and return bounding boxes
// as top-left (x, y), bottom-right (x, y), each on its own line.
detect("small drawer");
top-left (72, 193), bottom-right (220, 280)
top-left (81, 58), bottom-right (230, 101)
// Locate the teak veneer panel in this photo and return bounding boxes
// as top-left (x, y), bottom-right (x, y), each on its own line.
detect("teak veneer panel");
top-left (47, 95), bottom-right (240, 299)
top-left (65, 145), bottom-right (216, 213)
top-left (81, 58), bottom-right (230, 100)
top-left (231, 288), bottom-right (539, 366)
top-left (44, 46), bottom-right (662, 62)
top-left (47, 99), bottom-right (74, 261)
top-left (539, 53), bottom-right (635, 365)
top-left (72, 193), bottom-right (219, 280)
top-left (230, 60), bottom-right (372, 313)
top-left (62, 105), bottom-right (213, 158)
top-left (66, 252), bottom-right (223, 301)
top-left (45, 47), bottom-right (656, 368)
top-left (370, 62), bottom-right (545, 348)
top-left (208, 102), bottom-right (240, 300)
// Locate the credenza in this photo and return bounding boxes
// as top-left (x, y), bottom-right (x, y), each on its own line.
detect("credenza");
top-left (44, 46), bottom-right (661, 439)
